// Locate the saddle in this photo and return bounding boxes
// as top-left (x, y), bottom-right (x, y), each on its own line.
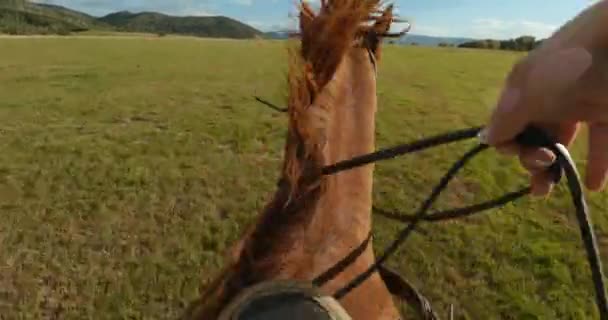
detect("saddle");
top-left (218, 265), bottom-right (438, 320)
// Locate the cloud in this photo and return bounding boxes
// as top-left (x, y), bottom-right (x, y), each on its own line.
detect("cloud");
top-left (409, 24), bottom-right (451, 37)
top-left (406, 17), bottom-right (558, 40)
top-left (246, 17), bottom-right (296, 32)
top-left (470, 18), bottom-right (557, 39)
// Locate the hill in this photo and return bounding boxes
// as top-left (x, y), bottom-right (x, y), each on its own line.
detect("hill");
top-left (264, 30), bottom-right (290, 40)
top-left (458, 36), bottom-right (544, 51)
top-left (0, 0), bottom-right (263, 38)
top-left (0, 0), bottom-right (107, 34)
top-left (98, 11), bottom-right (262, 39)
top-left (395, 34), bottom-right (475, 47)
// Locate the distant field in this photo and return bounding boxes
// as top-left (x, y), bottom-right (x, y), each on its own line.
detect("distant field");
top-left (1, 37), bottom-right (607, 319)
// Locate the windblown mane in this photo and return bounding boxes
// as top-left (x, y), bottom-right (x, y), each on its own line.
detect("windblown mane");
top-left (182, 1), bottom-right (391, 318)
top-left (284, 0), bottom-right (384, 195)
top-left (235, 0), bottom-right (387, 278)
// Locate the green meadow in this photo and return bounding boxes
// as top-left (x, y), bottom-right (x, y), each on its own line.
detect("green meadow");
top-left (1, 36), bottom-right (607, 319)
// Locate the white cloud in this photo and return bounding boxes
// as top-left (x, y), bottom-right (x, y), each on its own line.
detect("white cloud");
top-left (469, 18), bottom-right (557, 39)
top-left (406, 18), bottom-right (558, 40)
top-left (246, 18), bottom-right (296, 32)
top-left (410, 23), bottom-right (451, 37)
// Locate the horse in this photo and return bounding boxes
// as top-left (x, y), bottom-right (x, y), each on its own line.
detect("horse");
top-left (182, 1), bottom-right (410, 319)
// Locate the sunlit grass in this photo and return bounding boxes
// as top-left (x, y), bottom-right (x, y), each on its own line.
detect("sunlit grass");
top-left (0, 37), bottom-right (606, 319)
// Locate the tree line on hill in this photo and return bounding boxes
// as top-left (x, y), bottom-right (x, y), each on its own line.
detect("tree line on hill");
top-left (454, 36), bottom-right (543, 51)
top-left (388, 34), bottom-right (544, 52)
top-left (0, 0), bottom-right (263, 38)
top-left (0, 0), bottom-right (97, 35)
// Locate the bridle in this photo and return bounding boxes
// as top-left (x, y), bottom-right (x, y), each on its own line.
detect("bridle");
top-left (358, 21), bottom-right (411, 76)
top-left (366, 47), bottom-right (378, 75)
top-left (309, 125), bottom-right (608, 319)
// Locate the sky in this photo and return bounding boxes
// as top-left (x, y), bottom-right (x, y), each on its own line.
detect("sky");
top-left (37, 0), bottom-right (598, 39)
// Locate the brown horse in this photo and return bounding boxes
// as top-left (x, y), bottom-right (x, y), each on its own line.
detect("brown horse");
top-left (183, 1), bottom-right (405, 319)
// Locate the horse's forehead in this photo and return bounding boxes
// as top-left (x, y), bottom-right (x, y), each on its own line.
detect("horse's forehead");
top-left (329, 48), bottom-right (377, 84)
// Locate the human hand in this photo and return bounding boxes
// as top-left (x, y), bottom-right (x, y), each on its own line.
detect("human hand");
top-left (483, 0), bottom-right (608, 196)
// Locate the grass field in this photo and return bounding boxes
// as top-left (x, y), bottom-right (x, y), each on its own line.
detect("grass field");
top-left (1, 36), bottom-right (607, 319)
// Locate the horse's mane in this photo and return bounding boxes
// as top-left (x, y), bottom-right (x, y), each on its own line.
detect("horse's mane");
top-left (229, 0), bottom-right (392, 286)
top-left (183, 1), bottom-right (391, 318)
top-left (284, 0), bottom-right (384, 194)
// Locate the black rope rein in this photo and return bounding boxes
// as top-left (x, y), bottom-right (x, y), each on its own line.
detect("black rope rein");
top-left (312, 125), bottom-right (608, 319)
top-left (250, 95), bottom-right (607, 318)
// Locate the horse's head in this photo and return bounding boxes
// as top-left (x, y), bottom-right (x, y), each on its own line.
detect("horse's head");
top-left (284, 0), bottom-right (401, 194)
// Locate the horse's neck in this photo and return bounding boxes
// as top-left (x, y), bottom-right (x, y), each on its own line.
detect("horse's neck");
top-left (228, 51), bottom-right (378, 278)
top-left (306, 51), bottom-right (378, 274)
top-left (317, 51), bottom-right (377, 237)
top-left (192, 51), bottom-right (379, 319)
top-left (299, 53), bottom-right (398, 320)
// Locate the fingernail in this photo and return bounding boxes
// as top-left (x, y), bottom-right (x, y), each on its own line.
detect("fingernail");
top-left (522, 158), bottom-right (552, 170)
top-left (478, 128), bottom-right (489, 144)
top-left (534, 159), bottom-right (554, 168)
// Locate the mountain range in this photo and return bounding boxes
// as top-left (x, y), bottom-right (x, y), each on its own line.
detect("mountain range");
top-left (0, 0), bottom-right (263, 38)
top-left (97, 10), bottom-right (262, 38)
top-left (260, 30), bottom-right (475, 47)
top-left (1, 0), bottom-right (481, 46)
top-left (395, 34), bottom-right (475, 47)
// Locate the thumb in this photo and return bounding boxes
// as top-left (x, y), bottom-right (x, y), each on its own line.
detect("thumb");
top-left (485, 86), bottom-right (525, 145)
top-left (485, 47), bottom-right (592, 145)
top-left (528, 47), bottom-right (592, 99)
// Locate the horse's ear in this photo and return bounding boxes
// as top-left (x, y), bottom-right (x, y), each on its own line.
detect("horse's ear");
top-left (299, 1), bottom-right (315, 35)
top-left (365, 4), bottom-right (394, 61)
top-left (372, 4), bottom-right (393, 35)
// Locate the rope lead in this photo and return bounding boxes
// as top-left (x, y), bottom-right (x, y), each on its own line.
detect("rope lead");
top-left (313, 125), bottom-right (608, 319)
